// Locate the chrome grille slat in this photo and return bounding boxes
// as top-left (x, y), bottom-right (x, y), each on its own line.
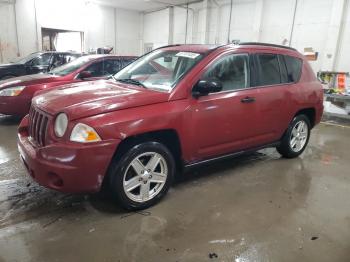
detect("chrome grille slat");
top-left (28, 106), bottom-right (49, 147)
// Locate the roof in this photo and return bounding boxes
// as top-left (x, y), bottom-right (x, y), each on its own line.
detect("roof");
top-left (82, 54), bottom-right (137, 60)
top-left (160, 44), bottom-right (219, 53)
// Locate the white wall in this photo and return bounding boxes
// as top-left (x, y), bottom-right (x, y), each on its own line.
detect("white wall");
top-left (173, 6), bottom-right (194, 44)
top-left (0, 3), bottom-right (18, 63)
top-left (0, 0), bottom-right (142, 63)
top-left (139, 0), bottom-right (350, 73)
top-left (1, 0), bottom-right (350, 73)
top-left (143, 8), bottom-right (170, 50)
top-left (115, 9), bottom-right (143, 55)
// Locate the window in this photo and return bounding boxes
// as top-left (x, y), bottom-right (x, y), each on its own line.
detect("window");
top-left (51, 54), bottom-right (65, 68)
top-left (284, 55), bottom-right (302, 82)
top-left (114, 50), bottom-right (204, 91)
top-left (203, 54), bottom-right (249, 91)
top-left (64, 54), bottom-right (80, 64)
top-left (256, 54), bottom-right (281, 86)
top-left (84, 60), bottom-right (110, 77)
top-left (103, 59), bottom-right (121, 75)
top-left (31, 53), bottom-right (52, 66)
top-left (50, 56), bottom-right (94, 76)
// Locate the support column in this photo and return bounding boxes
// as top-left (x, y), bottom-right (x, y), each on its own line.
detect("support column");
top-left (168, 6), bottom-right (174, 45)
top-left (252, 0), bottom-right (264, 42)
top-left (322, 0), bottom-right (347, 71)
top-left (202, 0), bottom-right (211, 44)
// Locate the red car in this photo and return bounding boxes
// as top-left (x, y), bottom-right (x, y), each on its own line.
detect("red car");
top-left (0, 55), bottom-right (136, 116)
top-left (18, 43), bottom-right (323, 210)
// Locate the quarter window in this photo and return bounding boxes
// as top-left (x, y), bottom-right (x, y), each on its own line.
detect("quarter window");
top-left (203, 54), bottom-right (249, 91)
top-left (284, 55), bottom-right (302, 82)
top-left (256, 54), bottom-right (280, 86)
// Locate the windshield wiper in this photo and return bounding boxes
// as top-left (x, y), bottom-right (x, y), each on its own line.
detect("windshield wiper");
top-left (116, 78), bottom-right (146, 88)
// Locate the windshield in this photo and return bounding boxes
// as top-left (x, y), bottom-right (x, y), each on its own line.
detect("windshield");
top-left (13, 53), bottom-right (41, 64)
top-left (49, 56), bottom-right (93, 76)
top-left (114, 50), bottom-right (204, 92)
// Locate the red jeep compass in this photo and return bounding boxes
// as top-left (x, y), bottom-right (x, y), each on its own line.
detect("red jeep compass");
top-left (17, 43), bottom-right (323, 210)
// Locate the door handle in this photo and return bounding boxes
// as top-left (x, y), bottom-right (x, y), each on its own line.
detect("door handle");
top-left (241, 96), bottom-right (256, 103)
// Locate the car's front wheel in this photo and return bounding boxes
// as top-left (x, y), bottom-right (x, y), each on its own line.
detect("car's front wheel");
top-left (277, 114), bottom-right (311, 158)
top-left (109, 141), bottom-right (175, 210)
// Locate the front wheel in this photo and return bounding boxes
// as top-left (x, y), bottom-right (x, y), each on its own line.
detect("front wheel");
top-left (277, 115), bottom-right (311, 158)
top-left (109, 141), bottom-right (175, 210)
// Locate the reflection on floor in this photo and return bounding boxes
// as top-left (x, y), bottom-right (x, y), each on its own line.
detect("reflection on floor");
top-left (1, 114), bottom-right (350, 262)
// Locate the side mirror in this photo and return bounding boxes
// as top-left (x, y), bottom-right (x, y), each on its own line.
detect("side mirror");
top-left (192, 79), bottom-right (223, 98)
top-left (79, 71), bottom-right (92, 79)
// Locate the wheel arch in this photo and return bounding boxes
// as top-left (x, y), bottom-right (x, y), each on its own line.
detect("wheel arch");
top-left (293, 108), bottom-right (316, 128)
top-left (102, 129), bottom-right (183, 190)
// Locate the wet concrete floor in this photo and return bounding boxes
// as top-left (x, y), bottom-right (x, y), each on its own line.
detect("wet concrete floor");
top-left (0, 115), bottom-right (350, 262)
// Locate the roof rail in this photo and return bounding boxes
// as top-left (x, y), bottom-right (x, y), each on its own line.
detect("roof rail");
top-left (237, 42), bottom-right (297, 51)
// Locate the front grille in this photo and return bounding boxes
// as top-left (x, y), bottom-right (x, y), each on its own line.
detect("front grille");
top-left (28, 106), bottom-right (49, 146)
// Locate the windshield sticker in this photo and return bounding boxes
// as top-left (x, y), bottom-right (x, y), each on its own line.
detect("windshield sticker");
top-left (176, 52), bottom-right (200, 59)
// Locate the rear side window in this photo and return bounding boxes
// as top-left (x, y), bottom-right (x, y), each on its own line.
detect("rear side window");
top-left (256, 54), bottom-right (280, 86)
top-left (284, 55), bottom-right (302, 82)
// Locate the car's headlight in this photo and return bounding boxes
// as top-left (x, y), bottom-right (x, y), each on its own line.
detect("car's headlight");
top-left (0, 86), bottom-right (25, 96)
top-left (70, 123), bottom-right (101, 143)
top-left (54, 113), bottom-right (68, 137)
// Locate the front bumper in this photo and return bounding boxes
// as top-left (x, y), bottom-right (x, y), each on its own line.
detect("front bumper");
top-left (0, 95), bottom-right (32, 116)
top-left (18, 116), bottom-right (121, 193)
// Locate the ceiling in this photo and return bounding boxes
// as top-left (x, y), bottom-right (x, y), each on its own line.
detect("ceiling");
top-left (92, 0), bottom-right (204, 11)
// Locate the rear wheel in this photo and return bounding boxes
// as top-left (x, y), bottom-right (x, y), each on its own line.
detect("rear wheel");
top-left (277, 114), bottom-right (311, 158)
top-left (109, 141), bottom-right (175, 210)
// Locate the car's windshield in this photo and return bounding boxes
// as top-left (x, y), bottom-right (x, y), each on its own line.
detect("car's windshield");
top-left (114, 50), bottom-right (204, 92)
top-left (49, 56), bottom-right (93, 76)
top-left (13, 53), bottom-right (41, 64)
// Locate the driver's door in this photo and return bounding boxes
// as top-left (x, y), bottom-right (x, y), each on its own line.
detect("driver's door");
top-left (190, 52), bottom-right (263, 160)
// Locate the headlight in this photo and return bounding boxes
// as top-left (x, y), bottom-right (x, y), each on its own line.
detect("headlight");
top-left (0, 86), bottom-right (25, 96)
top-left (70, 123), bottom-right (101, 143)
top-left (54, 113), bottom-right (68, 137)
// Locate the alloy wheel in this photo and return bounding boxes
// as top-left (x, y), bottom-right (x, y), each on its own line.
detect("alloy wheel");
top-left (123, 152), bottom-right (168, 203)
top-left (289, 120), bottom-right (308, 152)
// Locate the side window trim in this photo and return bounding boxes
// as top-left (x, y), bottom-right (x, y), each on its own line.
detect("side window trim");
top-left (278, 54), bottom-right (288, 83)
top-left (284, 55), bottom-right (303, 83)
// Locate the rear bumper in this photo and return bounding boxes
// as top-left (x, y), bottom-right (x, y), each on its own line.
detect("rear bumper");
top-left (18, 116), bottom-right (120, 193)
top-left (0, 95), bottom-right (31, 116)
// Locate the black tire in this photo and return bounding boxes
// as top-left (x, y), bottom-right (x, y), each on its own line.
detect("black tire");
top-left (108, 141), bottom-right (175, 210)
top-left (277, 114), bottom-right (311, 158)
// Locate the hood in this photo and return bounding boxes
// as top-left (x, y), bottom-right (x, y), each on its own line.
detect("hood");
top-left (0, 62), bottom-right (24, 70)
top-left (0, 63), bottom-right (16, 67)
top-left (33, 80), bottom-right (170, 120)
top-left (0, 74), bottom-right (59, 90)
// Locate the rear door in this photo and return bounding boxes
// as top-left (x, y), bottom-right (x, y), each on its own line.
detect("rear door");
top-left (249, 52), bottom-right (293, 142)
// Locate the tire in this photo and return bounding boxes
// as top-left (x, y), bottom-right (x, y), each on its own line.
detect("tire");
top-left (277, 114), bottom-right (311, 158)
top-left (1, 75), bottom-right (16, 80)
top-left (109, 141), bottom-right (175, 210)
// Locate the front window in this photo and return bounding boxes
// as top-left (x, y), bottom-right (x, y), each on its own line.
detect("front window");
top-left (13, 52), bottom-right (41, 64)
top-left (49, 56), bottom-right (94, 76)
top-left (203, 54), bottom-right (249, 91)
top-left (114, 50), bottom-right (204, 92)
top-left (31, 53), bottom-right (52, 66)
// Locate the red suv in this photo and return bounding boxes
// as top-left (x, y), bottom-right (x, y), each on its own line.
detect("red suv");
top-left (17, 43), bottom-right (323, 210)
